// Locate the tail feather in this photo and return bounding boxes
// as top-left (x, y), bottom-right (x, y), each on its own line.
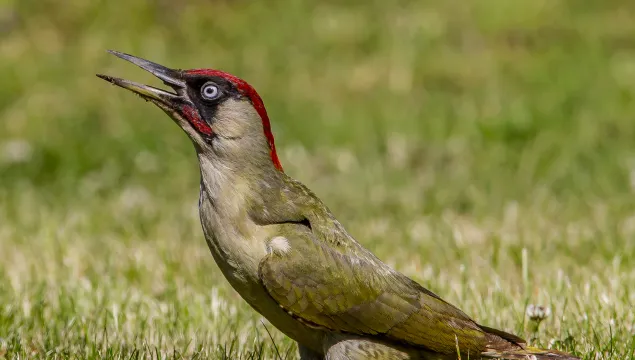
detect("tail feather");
top-left (479, 325), bottom-right (579, 359)
top-left (481, 347), bottom-right (580, 359)
top-left (479, 325), bottom-right (526, 347)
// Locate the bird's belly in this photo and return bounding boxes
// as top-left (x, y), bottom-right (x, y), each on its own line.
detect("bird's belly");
top-left (208, 236), bottom-right (325, 353)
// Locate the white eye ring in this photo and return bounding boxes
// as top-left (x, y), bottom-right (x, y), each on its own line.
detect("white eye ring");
top-left (201, 82), bottom-right (220, 100)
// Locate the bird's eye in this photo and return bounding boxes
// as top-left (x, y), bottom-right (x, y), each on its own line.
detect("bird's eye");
top-left (201, 82), bottom-right (221, 100)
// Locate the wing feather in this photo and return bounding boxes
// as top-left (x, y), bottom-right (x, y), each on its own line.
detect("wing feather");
top-left (259, 228), bottom-right (487, 354)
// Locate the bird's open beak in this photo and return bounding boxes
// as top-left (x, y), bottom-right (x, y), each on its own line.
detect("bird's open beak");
top-left (96, 50), bottom-right (185, 108)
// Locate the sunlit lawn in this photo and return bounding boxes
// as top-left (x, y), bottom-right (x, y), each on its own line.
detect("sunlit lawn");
top-left (1, 1), bottom-right (635, 358)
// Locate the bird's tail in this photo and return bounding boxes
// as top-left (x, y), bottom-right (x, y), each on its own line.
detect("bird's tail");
top-left (479, 325), bottom-right (579, 360)
top-left (481, 346), bottom-right (579, 359)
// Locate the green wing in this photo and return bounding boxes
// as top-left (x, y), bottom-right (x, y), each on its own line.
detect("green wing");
top-left (258, 226), bottom-right (487, 354)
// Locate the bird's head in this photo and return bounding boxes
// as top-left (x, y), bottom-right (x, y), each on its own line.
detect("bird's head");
top-left (97, 50), bottom-right (283, 172)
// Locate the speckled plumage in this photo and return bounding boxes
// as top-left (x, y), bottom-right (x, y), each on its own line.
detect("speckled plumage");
top-left (98, 51), bottom-right (579, 360)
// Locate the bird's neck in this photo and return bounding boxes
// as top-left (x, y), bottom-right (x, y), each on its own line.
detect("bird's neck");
top-left (196, 153), bottom-right (280, 216)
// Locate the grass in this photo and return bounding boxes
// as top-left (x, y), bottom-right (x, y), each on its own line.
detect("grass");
top-left (1, 0), bottom-right (635, 358)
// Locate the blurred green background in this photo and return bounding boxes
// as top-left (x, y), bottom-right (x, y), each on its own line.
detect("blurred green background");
top-left (1, 0), bottom-right (634, 358)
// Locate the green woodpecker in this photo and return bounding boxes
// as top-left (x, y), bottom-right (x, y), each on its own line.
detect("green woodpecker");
top-left (97, 51), bottom-right (578, 360)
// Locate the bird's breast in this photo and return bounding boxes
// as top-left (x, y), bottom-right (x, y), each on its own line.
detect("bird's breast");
top-left (197, 188), bottom-right (325, 352)
top-left (198, 188), bottom-right (266, 295)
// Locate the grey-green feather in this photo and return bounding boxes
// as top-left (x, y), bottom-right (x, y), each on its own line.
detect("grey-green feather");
top-left (255, 175), bottom-right (492, 355)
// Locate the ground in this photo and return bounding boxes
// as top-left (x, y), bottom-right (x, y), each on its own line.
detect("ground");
top-left (1, 0), bottom-right (634, 359)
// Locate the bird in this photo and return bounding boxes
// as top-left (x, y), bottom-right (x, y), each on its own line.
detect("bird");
top-left (97, 50), bottom-right (579, 360)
